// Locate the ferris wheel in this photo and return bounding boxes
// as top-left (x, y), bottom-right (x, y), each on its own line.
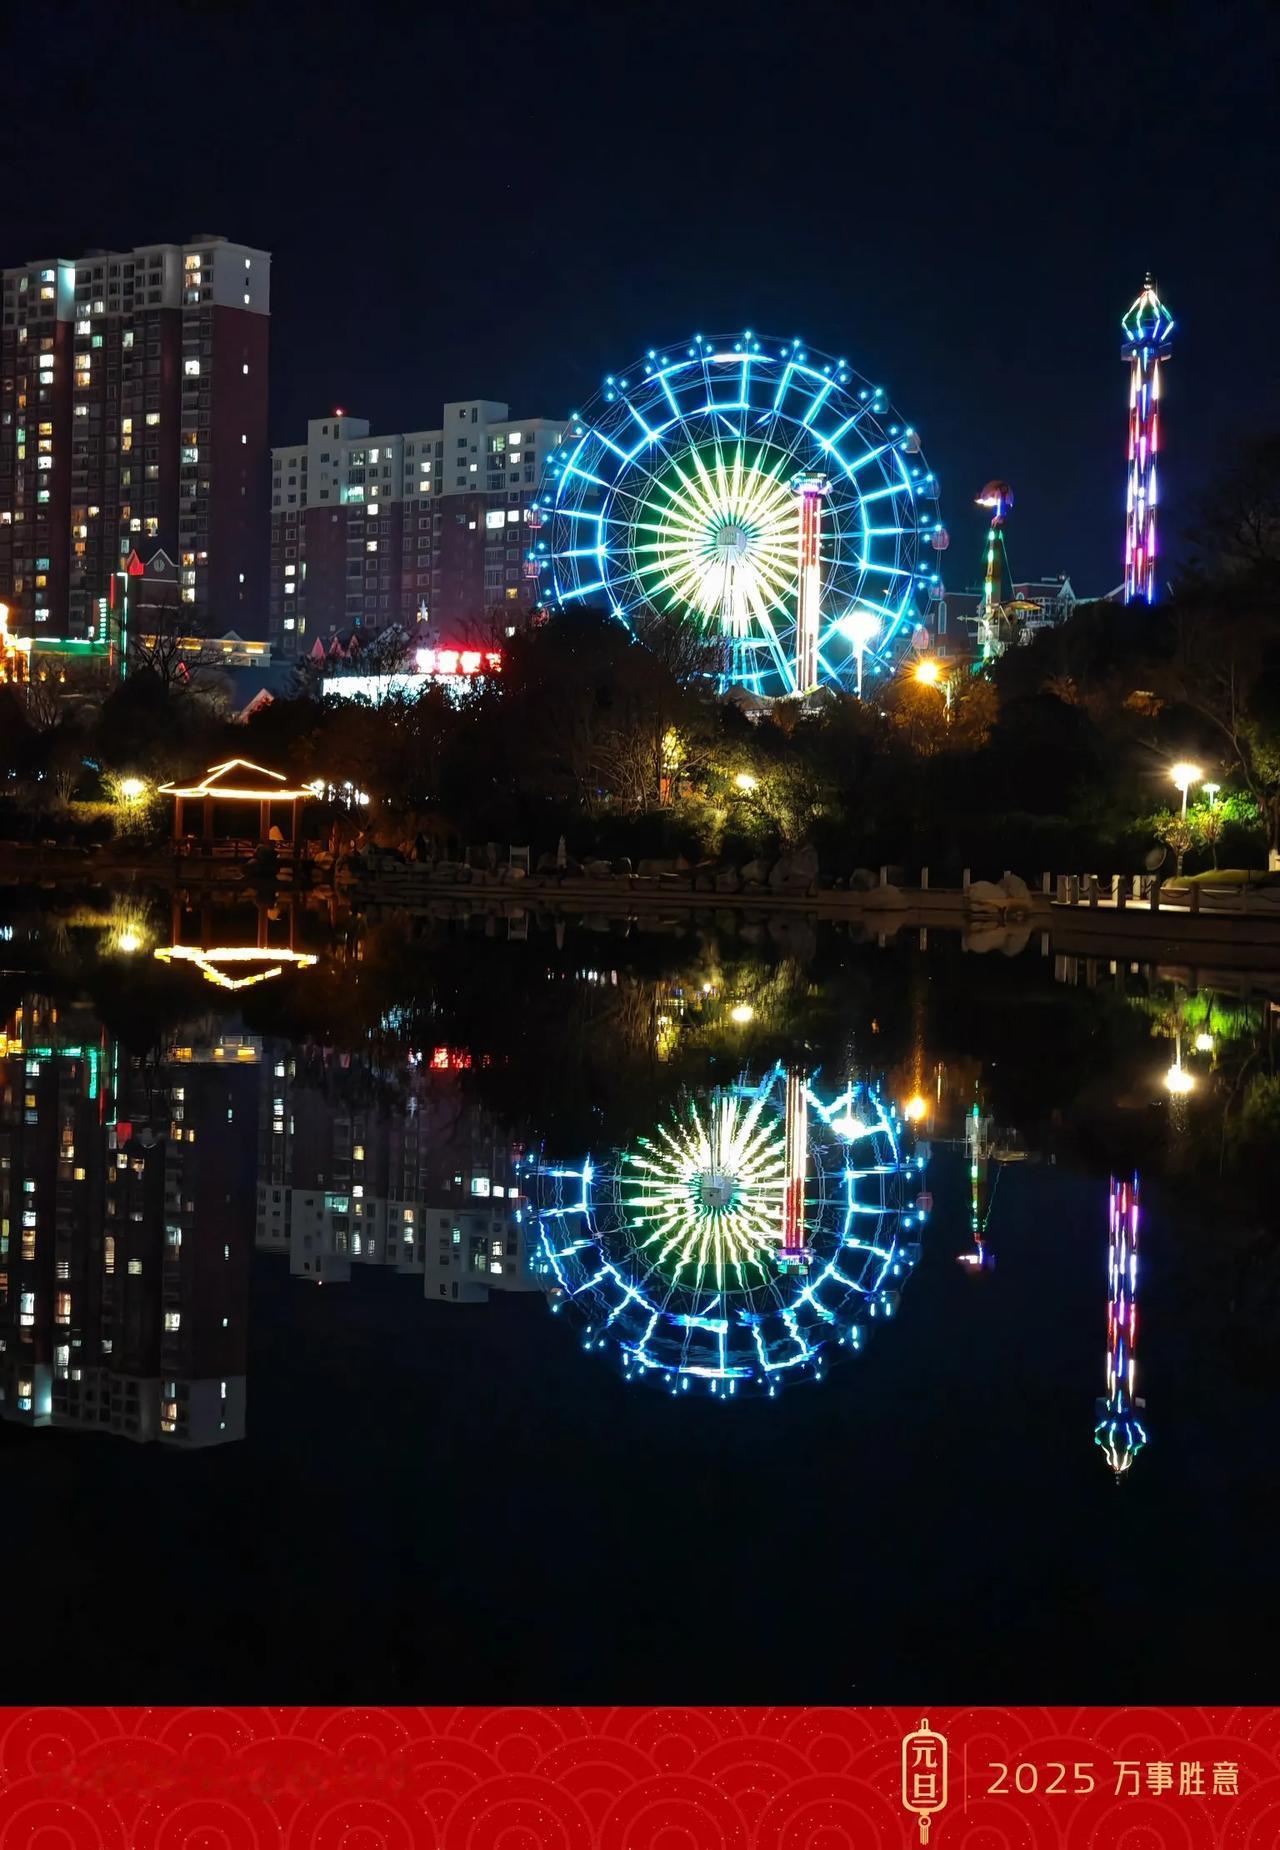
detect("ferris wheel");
top-left (530, 332), bottom-right (947, 700)
top-left (532, 1065), bottom-right (928, 1396)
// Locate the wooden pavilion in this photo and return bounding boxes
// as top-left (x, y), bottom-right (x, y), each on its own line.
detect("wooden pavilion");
top-left (159, 758), bottom-right (316, 849)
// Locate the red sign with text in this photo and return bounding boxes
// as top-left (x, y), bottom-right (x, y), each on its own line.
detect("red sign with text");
top-left (1, 1708), bottom-right (1276, 1846)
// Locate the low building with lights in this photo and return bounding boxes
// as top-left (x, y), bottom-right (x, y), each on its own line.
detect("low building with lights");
top-left (320, 644), bottom-right (502, 704)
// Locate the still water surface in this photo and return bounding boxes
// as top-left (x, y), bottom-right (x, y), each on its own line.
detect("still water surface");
top-left (1, 892), bottom-right (1276, 1699)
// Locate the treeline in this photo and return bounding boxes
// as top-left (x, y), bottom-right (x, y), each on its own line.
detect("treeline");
top-left (4, 436), bottom-right (1279, 877)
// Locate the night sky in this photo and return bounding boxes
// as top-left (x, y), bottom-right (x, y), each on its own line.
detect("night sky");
top-left (5, 0), bottom-right (1277, 597)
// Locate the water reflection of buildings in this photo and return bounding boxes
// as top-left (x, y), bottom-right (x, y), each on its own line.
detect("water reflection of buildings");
top-left (255, 1042), bottom-right (542, 1305)
top-left (0, 1000), bottom-right (253, 1445)
top-left (1094, 1172), bottom-right (1148, 1479)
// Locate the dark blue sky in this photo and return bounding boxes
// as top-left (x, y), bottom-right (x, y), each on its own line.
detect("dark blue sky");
top-left (5, 0), bottom-right (1277, 596)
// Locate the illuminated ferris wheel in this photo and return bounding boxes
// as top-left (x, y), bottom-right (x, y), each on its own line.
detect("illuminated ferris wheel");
top-left (530, 332), bottom-right (947, 699)
top-left (533, 1065), bottom-right (928, 1396)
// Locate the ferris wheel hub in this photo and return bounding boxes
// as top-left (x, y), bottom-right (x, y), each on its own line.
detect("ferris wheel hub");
top-left (695, 1169), bottom-right (739, 1210)
top-left (714, 524), bottom-right (751, 561)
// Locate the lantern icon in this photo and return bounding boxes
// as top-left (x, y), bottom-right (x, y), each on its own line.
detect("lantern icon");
top-left (901, 1716), bottom-right (949, 1842)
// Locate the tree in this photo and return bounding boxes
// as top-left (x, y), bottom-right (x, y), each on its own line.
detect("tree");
top-left (128, 594), bottom-right (203, 692)
top-left (1159, 597), bottom-right (1280, 856)
top-left (1189, 433), bottom-right (1280, 592)
top-left (1153, 809), bottom-right (1195, 876)
top-left (884, 671), bottom-right (997, 758)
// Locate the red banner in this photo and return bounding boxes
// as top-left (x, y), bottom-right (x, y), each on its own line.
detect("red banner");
top-left (1, 1708), bottom-right (1276, 1845)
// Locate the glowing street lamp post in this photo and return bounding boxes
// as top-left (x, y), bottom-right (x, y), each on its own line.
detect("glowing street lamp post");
top-left (914, 657), bottom-right (951, 714)
top-left (1170, 760), bottom-right (1202, 820)
top-left (842, 608), bottom-right (880, 700)
top-left (1164, 1029), bottom-right (1195, 1096)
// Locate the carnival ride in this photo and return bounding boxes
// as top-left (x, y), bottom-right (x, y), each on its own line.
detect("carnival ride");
top-left (972, 480), bottom-right (1014, 661)
top-left (1121, 275), bottom-right (1174, 605)
top-left (531, 334), bottom-right (947, 701)
top-left (532, 1064), bottom-right (927, 1395)
top-left (1094, 1172), bottom-right (1148, 1478)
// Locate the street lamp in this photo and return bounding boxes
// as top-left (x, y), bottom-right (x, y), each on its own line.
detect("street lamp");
top-left (733, 772), bottom-right (758, 793)
top-left (914, 658), bottom-right (951, 713)
top-left (840, 608), bottom-right (880, 699)
top-left (1203, 782), bottom-right (1221, 809)
top-left (1170, 761), bottom-right (1203, 819)
top-left (903, 1093), bottom-right (928, 1123)
top-left (119, 776), bottom-right (147, 803)
top-left (1163, 1026), bottom-right (1196, 1095)
top-left (729, 1002), bottom-right (754, 1024)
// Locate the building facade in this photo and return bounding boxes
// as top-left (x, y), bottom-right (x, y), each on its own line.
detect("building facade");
top-left (267, 401), bottom-right (563, 659)
top-left (256, 1042), bottom-right (541, 1305)
top-left (0, 236), bottom-right (269, 641)
top-left (0, 998), bottom-right (253, 1446)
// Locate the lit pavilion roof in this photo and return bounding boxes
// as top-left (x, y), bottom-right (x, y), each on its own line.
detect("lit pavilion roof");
top-left (157, 758), bottom-right (317, 802)
top-left (153, 945), bottom-right (318, 990)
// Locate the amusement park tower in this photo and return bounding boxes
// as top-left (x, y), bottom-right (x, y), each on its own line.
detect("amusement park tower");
top-left (1121, 275), bottom-right (1174, 604)
top-left (1094, 1173), bottom-right (1148, 1479)
top-left (791, 473), bottom-right (830, 693)
top-left (974, 480), bottom-right (1013, 662)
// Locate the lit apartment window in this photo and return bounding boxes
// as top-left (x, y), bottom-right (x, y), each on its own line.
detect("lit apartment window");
top-left (164, 1312), bottom-right (181, 1332)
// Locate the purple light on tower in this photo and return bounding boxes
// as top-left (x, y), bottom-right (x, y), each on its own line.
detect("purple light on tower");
top-left (1121, 275), bottom-right (1174, 604)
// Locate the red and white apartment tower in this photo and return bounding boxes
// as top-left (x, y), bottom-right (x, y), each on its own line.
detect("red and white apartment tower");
top-left (0, 237), bottom-right (269, 639)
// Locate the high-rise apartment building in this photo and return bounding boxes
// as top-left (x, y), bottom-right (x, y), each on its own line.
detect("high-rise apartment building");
top-left (267, 400), bottom-right (563, 658)
top-left (0, 236), bottom-right (269, 640)
top-left (0, 999), bottom-right (254, 1446)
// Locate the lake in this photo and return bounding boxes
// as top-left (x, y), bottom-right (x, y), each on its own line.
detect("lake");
top-left (1, 888), bottom-right (1276, 1700)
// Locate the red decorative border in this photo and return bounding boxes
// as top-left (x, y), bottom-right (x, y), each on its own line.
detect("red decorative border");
top-left (2, 1708), bottom-right (1276, 1846)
